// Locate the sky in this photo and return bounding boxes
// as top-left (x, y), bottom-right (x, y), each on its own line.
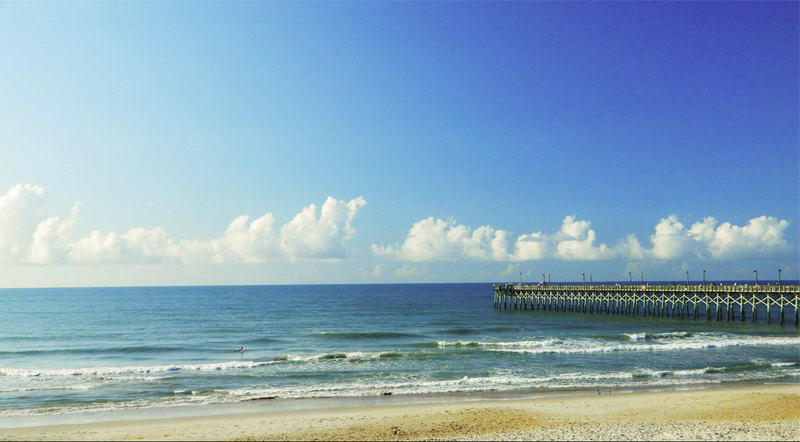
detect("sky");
top-left (0, 1), bottom-right (797, 287)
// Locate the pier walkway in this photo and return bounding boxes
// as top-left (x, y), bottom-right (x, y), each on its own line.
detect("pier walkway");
top-left (493, 283), bottom-right (800, 326)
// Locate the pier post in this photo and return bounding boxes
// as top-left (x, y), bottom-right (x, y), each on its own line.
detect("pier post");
top-left (767, 297), bottom-right (771, 324)
top-left (739, 294), bottom-right (745, 321)
top-left (726, 297), bottom-right (732, 322)
top-left (779, 296), bottom-right (785, 325)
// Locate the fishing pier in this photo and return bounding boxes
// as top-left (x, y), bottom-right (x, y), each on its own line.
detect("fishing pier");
top-left (493, 283), bottom-right (800, 326)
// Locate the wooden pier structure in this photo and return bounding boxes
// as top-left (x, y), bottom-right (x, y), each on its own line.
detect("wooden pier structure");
top-left (493, 283), bottom-right (800, 326)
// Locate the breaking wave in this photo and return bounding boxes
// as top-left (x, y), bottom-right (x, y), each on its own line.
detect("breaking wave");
top-left (436, 333), bottom-right (800, 355)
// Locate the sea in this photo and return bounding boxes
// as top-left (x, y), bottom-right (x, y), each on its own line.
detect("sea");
top-left (1, 283), bottom-right (798, 425)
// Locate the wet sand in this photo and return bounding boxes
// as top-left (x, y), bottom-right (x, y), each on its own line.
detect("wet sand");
top-left (2, 384), bottom-right (799, 441)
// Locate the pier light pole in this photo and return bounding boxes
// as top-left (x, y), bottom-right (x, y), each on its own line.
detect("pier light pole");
top-left (582, 273), bottom-right (585, 285)
top-left (590, 273), bottom-right (592, 285)
top-left (778, 269), bottom-right (782, 286)
top-left (629, 272), bottom-right (632, 285)
top-left (686, 271), bottom-right (689, 285)
top-left (542, 274), bottom-right (546, 284)
top-left (548, 274), bottom-right (551, 284)
top-left (520, 272), bottom-right (523, 285)
top-left (753, 270), bottom-right (758, 285)
top-left (703, 270), bottom-right (706, 285)
top-left (640, 272), bottom-right (644, 285)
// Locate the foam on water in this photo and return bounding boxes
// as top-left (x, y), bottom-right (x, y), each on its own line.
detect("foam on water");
top-left (10, 360), bottom-right (797, 417)
top-left (1, 283), bottom-right (797, 418)
top-left (438, 332), bottom-right (800, 355)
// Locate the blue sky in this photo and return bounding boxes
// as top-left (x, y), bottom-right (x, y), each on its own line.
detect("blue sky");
top-left (0, 1), bottom-right (797, 287)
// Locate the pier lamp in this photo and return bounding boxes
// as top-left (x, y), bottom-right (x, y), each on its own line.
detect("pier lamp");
top-left (582, 273), bottom-right (585, 285)
top-left (640, 272), bottom-right (644, 285)
top-left (686, 271), bottom-right (689, 285)
top-left (629, 272), bottom-right (632, 285)
top-left (548, 274), bottom-right (551, 284)
top-left (542, 273), bottom-right (546, 284)
top-left (753, 270), bottom-right (758, 285)
top-left (778, 269), bottom-right (782, 286)
top-left (703, 270), bottom-right (706, 285)
top-left (590, 273), bottom-right (592, 285)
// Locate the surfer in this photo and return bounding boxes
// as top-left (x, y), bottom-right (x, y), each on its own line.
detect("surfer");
top-left (237, 347), bottom-right (244, 353)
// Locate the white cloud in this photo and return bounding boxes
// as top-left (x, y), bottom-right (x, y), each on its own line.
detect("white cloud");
top-left (648, 215), bottom-right (790, 261)
top-left (500, 263), bottom-right (519, 276)
top-left (356, 263), bottom-right (385, 278)
top-left (395, 264), bottom-right (422, 277)
top-left (510, 231), bottom-right (549, 261)
top-left (695, 216), bottom-right (790, 259)
top-left (202, 213), bottom-right (279, 263)
top-left (650, 215), bottom-right (694, 259)
top-left (377, 215), bottom-right (617, 262)
top-left (68, 227), bottom-right (180, 264)
top-left (1, 183), bottom-right (792, 268)
top-left (280, 196), bottom-right (366, 260)
top-left (375, 214), bottom-right (793, 263)
top-left (29, 202), bottom-right (82, 264)
top-left (617, 234), bottom-right (646, 260)
top-left (0, 184), bottom-right (366, 265)
top-left (374, 217), bottom-right (511, 262)
top-left (552, 216), bottom-right (613, 260)
top-left (0, 183), bottom-right (46, 262)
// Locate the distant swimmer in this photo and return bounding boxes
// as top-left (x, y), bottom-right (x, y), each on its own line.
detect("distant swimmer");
top-left (237, 347), bottom-right (244, 353)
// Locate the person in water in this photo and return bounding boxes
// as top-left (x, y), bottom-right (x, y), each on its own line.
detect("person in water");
top-left (237, 347), bottom-right (244, 353)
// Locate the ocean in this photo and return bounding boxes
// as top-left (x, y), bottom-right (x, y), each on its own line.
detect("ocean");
top-left (1, 283), bottom-right (798, 423)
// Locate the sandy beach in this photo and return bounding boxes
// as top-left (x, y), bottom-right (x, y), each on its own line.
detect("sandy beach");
top-left (2, 384), bottom-right (798, 441)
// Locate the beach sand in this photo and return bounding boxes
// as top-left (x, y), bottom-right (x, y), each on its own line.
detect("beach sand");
top-left (2, 384), bottom-right (798, 441)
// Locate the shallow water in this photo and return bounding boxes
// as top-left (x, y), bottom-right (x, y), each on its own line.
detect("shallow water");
top-left (1, 283), bottom-right (798, 417)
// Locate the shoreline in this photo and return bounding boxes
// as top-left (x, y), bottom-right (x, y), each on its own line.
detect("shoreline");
top-left (2, 382), bottom-right (798, 441)
top-left (0, 379), bottom-right (786, 428)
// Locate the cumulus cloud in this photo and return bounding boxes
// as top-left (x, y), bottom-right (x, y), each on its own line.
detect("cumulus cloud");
top-left (29, 203), bottom-right (83, 264)
top-left (68, 227), bottom-right (180, 264)
top-left (376, 215), bottom-right (617, 262)
top-left (0, 184), bottom-right (366, 265)
top-left (280, 196), bottom-right (366, 260)
top-left (67, 216), bottom-right (282, 265)
top-left (689, 215), bottom-right (790, 259)
top-left (199, 213), bottom-right (280, 263)
top-left (551, 216), bottom-right (614, 260)
top-left (650, 215), bottom-right (694, 259)
top-left (0, 183), bottom-right (46, 262)
top-left (374, 214), bottom-right (792, 262)
top-left (372, 217), bottom-right (510, 261)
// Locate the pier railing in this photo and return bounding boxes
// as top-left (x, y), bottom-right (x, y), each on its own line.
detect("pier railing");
top-left (493, 283), bottom-right (800, 326)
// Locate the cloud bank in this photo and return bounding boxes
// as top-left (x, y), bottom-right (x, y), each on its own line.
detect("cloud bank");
top-left (0, 183), bottom-right (792, 267)
top-left (0, 184), bottom-right (366, 265)
top-left (373, 214), bottom-right (791, 262)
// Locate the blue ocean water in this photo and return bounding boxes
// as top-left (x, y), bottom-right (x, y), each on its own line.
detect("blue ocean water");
top-left (0, 283), bottom-right (798, 418)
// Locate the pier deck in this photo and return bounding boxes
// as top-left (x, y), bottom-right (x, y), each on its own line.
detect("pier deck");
top-left (493, 283), bottom-right (800, 326)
